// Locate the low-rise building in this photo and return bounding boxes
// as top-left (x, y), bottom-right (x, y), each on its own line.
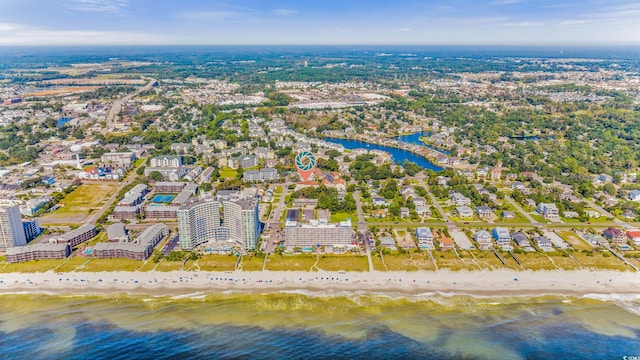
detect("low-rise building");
top-left (6, 243), bottom-right (71, 263)
top-left (106, 223), bottom-right (129, 242)
top-left (144, 205), bottom-right (179, 219)
top-left (101, 152), bottom-right (136, 168)
top-left (50, 224), bottom-right (97, 247)
top-left (112, 205), bottom-right (141, 220)
top-left (93, 223), bottom-right (169, 260)
top-left (155, 182), bottom-right (187, 194)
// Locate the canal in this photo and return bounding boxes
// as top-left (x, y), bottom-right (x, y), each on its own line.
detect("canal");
top-left (325, 136), bottom-right (443, 172)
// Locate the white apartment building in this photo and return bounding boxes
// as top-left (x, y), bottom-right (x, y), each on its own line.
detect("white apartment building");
top-left (0, 205), bottom-right (27, 250)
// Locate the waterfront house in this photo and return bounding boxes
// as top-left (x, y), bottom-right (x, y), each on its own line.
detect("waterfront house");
top-left (473, 230), bottom-right (493, 249)
top-left (492, 227), bottom-right (511, 247)
top-left (416, 227), bottom-right (434, 249)
top-left (534, 236), bottom-right (553, 251)
top-left (602, 227), bottom-right (627, 246)
top-left (379, 236), bottom-right (396, 251)
top-left (626, 231), bottom-right (640, 246)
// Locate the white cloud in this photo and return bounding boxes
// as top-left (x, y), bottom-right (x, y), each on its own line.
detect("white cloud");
top-left (272, 9), bottom-right (298, 16)
top-left (0, 23), bottom-right (18, 31)
top-left (67, 0), bottom-right (129, 13)
top-left (503, 21), bottom-right (544, 27)
top-left (556, 20), bottom-right (590, 26)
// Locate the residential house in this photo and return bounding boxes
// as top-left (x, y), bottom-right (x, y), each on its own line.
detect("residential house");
top-left (415, 205), bottom-right (431, 217)
top-left (492, 227), bottom-right (511, 247)
top-left (511, 232), bottom-right (531, 249)
top-left (537, 203), bottom-right (559, 219)
top-left (415, 227), bottom-right (434, 249)
top-left (524, 198), bottom-right (536, 208)
top-left (476, 206), bottom-right (493, 219)
top-left (412, 197), bottom-right (426, 207)
top-left (560, 192), bottom-right (581, 203)
top-left (602, 227), bottom-right (628, 246)
top-left (473, 230), bottom-right (493, 249)
top-left (626, 231), bottom-right (640, 246)
top-left (372, 197), bottom-right (388, 207)
top-left (456, 206), bottom-right (473, 218)
top-left (451, 192), bottom-right (471, 206)
top-left (501, 211), bottom-right (515, 219)
top-left (534, 236), bottom-right (553, 251)
top-left (511, 182), bottom-right (526, 191)
top-left (400, 207), bottom-right (410, 218)
top-left (628, 190), bottom-right (640, 202)
top-left (379, 236), bottom-right (396, 251)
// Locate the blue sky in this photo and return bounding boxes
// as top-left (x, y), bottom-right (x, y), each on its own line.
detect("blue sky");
top-left (0, 0), bottom-right (638, 45)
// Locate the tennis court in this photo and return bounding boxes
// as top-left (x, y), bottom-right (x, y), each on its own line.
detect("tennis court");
top-left (152, 194), bottom-right (175, 203)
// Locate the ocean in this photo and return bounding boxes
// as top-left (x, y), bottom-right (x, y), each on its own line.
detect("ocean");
top-left (1, 292), bottom-right (638, 359)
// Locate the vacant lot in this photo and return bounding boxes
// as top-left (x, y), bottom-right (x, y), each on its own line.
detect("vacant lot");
top-left (557, 231), bottom-right (592, 251)
top-left (40, 183), bottom-right (119, 225)
top-left (318, 255), bottom-right (369, 272)
top-left (265, 254), bottom-right (317, 271)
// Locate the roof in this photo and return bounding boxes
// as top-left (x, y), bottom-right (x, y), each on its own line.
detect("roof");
top-left (7, 243), bottom-right (69, 255)
top-left (106, 223), bottom-right (127, 239)
top-left (55, 224), bottom-right (95, 241)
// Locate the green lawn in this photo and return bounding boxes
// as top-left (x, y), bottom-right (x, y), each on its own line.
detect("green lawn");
top-left (330, 211), bottom-right (357, 222)
top-left (219, 168), bottom-right (238, 179)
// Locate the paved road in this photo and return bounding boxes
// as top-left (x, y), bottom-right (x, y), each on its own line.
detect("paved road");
top-left (505, 196), bottom-right (539, 225)
top-left (102, 78), bottom-right (157, 134)
top-left (85, 161), bottom-right (146, 225)
top-left (264, 184), bottom-right (289, 255)
top-left (354, 190), bottom-right (374, 272)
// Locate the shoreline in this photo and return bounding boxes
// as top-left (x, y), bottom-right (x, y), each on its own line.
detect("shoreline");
top-left (0, 269), bottom-right (638, 299)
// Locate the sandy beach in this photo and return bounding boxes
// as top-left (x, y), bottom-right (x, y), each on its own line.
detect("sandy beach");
top-left (0, 269), bottom-right (638, 297)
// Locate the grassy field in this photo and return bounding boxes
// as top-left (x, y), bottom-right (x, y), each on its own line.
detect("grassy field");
top-left (471, 250), bottom-right (509, 270)
top-left (265, 254), bottom-right (317, 271)
top-left (80, 258), bottom-right (144, 272)
top-left (318, 255), bottom-right (369, 272)
top-left (557, 231), bottom-right (593, 251)
top-left (219, 168), bottom-right (238, 179)
top-left (240, 255), bottom-right (265, 271)
top-left (515, 252), bottom-right (560, 270)
top-left (0, 259), bottom-right (64, 273)
top-left (40, 183), bottom-right (119, 224)
top-left (571, 251), bottom-right (630, 271)
top-left (330, 211), bottom-right (357, 223)
top-left (432, 250), bottom-right (469, 271)
top-left (380, 252), bottom-right (436, 271)
top-left (196, 255), bottom-right (238, 272)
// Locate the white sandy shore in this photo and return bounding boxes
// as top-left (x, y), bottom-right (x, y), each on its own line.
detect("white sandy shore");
top-left (0, 269), bottom-right (639, 297)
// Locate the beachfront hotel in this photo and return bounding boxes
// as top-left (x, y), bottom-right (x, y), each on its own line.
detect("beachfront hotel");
top-left (0, 205), bottom-right (27, 251)
top-left (177, 197), bottom-right (262, 251)
top-left (177, 200), bottom-right (223, 250)
top-left (284, 219), bottom-right (354, 253)
top-left (223, 197), bottom-right (260, 251)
